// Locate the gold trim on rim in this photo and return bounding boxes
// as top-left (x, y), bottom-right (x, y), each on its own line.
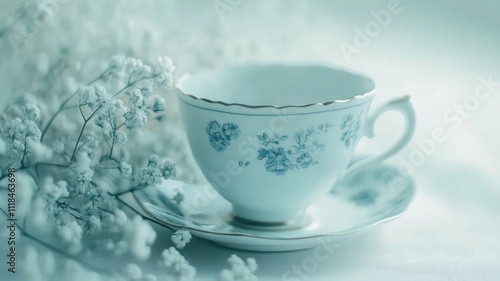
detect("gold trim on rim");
top-left (176, 87), bottom-right (376, 109)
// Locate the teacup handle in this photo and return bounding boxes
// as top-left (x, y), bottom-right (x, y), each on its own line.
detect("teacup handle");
top-left (342, 95), bottom-right (416, 179)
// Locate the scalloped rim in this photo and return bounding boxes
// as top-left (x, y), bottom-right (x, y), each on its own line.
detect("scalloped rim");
top-left (175, 63), bottom-right (377, 109)
top-left (176, 87), bottom-right (376, 109)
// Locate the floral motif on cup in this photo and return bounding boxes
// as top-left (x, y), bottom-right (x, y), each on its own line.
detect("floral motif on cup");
top-left (256, 122), bottom-right (333, 175)
top-left (206, 121), bottom-right (241, 151)
top-left (340, 111), bottom-right (362, 148)
top-left (350, 189), bottom-right (379, 206)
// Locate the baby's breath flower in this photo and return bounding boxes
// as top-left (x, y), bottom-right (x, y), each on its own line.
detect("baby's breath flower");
top-left (73, 152), bottom-right (94, 182)
top-left (112, 209), bottom-right (128, 228)
top-left (25, 121), bottom-right (42, 141)
top-left (50, 139), bottom-right (65, 155)
top-left (123, 215), bottom-right (157, 260)
top-left (108, 55), bottom-right (127, 78)
top-left (114, 131), bottom-right (128, 144)
top-left (162, 160), bottom-right (176, 180)
top-left (160, 247), bottom-right (196, 281)
top-left (41, 177), bottom-right (69, 200)
top-left (138, 79), bottom-right (154, 97)
top-left (58, 221), bottom-right (83, 254)
top-left (86, 215), bottom-right (102, 234)
top-left (158, 56), bottom-right (175, 74)
top-left (2, 117), bottom-right (19, 138)
top-left (114, 240), bottom-right (128, 256)
top-left (122, 264), bottom-right (142, 280)
top-left (78, 84), bottom-right (109, 111)
top-left (12, 139), bottom-right (25, 151)
top-left (21, 104), bottom-right (41, 121)
top-left (119, 162), bottom-right (132, 177)
top-left (148, 154), bottom-right (161, 169)
top-left (132, 166), bottom-right (162, 186)
top-left (171, 229), bottom-right (192, 249)
top-left (95, 98), bottom-right (126, 128)
top-left (129, 89), bottom-right (144, 108)
top-left (124, 109), bottom-right (148, 129)
top-left (152, 97), bottom-right (166, 113)
top-left (82, 132), bottom-right (99, 152)
top-left (219, 255), bottom-right (258, 281)
top-left (78, 85), bottom-right (96, 106)
top-left (156, 56), bottom-right (175, 90)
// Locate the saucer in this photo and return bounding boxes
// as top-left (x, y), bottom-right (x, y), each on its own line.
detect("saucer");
top-left (133, 161), bottom-right (415, 252)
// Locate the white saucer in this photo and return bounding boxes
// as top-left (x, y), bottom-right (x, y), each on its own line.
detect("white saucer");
top-left (134, 161), bottom-right (415, 252)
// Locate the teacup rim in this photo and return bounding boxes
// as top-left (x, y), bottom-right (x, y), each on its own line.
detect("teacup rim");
top-left (176, 63), bottom-right (376, 109)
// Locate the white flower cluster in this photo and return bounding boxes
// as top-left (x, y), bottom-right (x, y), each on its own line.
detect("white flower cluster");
top-left (171, 229), bottom-right (192, 249)
top-left (121, 263), bottom-right (157, 281)
top-left (0, 51), bottom-right (259, 281)
top-left (160, 247), bottom-right (196, 281)
top-left (41, 176), bottom-right (70, 201)
top-left (157, 56), bottom-right (175, 90)
top-left (95, 98), bottom-right (126, 130)
top-left (0, 103), bottom-right (52, 169)
top-left (119, 161), bottom-right (133, 177)
top-left (219, 255), bottom-right (258, 281)
top-left (132, 154), bottom-right (176, 186)
top-left (123, 215), bottom-right (157, 260)
top-left (79, 84), bottom-right (110, 111)
top-left (58, 221), bottom-right (84, 254)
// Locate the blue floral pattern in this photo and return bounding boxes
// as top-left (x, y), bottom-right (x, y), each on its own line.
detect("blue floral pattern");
top-left (340, 111), bottom-right (363, 148)
top-left (206, 121), bottom-right (240, 151)
top-left (350, 189), bottom-right (379, 206)
top-left (206, 111), bottom-right (363, 174)
top-left (256, 123), bottom-right (332, 175)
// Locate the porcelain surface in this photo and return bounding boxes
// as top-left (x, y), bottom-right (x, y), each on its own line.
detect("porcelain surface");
top-left (134, 160), bottom-right (416, 251)
top-left (176, 64), bottom-right (415, 223)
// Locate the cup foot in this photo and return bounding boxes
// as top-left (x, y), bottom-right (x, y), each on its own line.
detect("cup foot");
top-left (226, 213), bottom-right (311, 231)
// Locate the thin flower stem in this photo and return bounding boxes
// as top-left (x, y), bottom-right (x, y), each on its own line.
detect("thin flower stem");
top-left (101, 127), bottom-right (111, 149)
top-left (79, 105), bottom-right (87, 121)
top-left (109, 133), bottom-right (116, 159)
top-left (112, 73), bottom-right (160, 98)
top-left (69, 104), bottom-right (103, 164)
top-left (69, 122), bottom-right (88, 164)
top-left (109, 185), bottom-right (147, 197)
top-left (21, 139), bottom-right (27, 166)
top-left (116, 123), bottom-right (125, 130)
top-left (41, 69), bottom-right (109, 141)
top-left (109, 157), bottom-right (120, 164)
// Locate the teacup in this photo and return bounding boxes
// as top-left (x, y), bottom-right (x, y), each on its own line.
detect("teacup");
top-left (176, 63), bottom-right (415, 224)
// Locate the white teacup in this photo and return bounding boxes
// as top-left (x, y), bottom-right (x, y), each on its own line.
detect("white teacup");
top-left (176, 64), bottom-right (415, 224)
